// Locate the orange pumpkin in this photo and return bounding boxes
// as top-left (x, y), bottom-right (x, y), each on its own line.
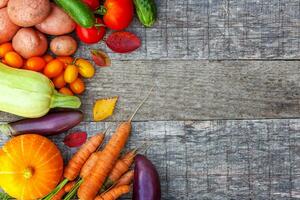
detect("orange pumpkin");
top-left (0, 134), bottom-right (63, 200)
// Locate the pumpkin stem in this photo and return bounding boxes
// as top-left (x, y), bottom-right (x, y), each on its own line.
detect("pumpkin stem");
top-left (23, 167), bottom-right (34, 179)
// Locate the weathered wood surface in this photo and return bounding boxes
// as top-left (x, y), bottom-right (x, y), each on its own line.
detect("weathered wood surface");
top-left (1, 119), bottom-right (299, 200)
top-left (76, 0), bottom-right (300, 60)
top-left (1, 0), bottom-right (300, 199)
top-left (1, 60), bottom-right (300, 122)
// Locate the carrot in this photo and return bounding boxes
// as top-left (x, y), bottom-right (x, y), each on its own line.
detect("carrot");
top-left (64, 132), bottom-right (105, 181)
top-left (78, 88), bottom-right (153, 200)
top-left (78, 122), bottom-right (131, 199)
top-left (80, 151), bottom-right (102, 178)
top-left (115, 170), bottom-right (134, 187)
top-left (108, 149), bottom-right (136, 182)
top-left (94, 185), bottom-right (131, 200)
top-left (51, 181), bottom-right (75, 200)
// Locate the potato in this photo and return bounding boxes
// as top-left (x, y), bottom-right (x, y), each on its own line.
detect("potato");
top-left (0, 8), bottom-right (20, 44)
top-left (50, 36), bottom-right (77, 56)
top-left (0, 0), bottom-right (9, 8)
top-left (36, 3), bottom-right (76, 36)
top-left (12, 28), bottom-right (48, 59)
top-left (7, 0), bottom-right (51, 27)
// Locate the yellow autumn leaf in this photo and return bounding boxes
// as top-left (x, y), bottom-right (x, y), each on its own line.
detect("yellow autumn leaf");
top-left (93, 96), bottom-right (118, 121)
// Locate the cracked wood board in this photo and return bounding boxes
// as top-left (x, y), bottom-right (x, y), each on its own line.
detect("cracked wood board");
top-left (0, 60), bottom-right (299, 122)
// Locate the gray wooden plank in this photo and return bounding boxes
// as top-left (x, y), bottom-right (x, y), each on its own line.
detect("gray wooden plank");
top-left (1, 60), bottom-right (299, 122)
top-left (74, 0), bottom-right (300, 60)
top-left (1, 119), bottom-right (299, 200)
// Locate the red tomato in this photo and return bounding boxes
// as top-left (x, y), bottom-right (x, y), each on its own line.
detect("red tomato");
top-left (97, 0), bottom-right (134, 31)
top-left (82, 0), bottom-right (100, 10)
top-left (76, 18), bottom-right (106, 44)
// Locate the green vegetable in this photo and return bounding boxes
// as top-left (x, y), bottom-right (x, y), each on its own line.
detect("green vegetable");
top-left (0, 192), bottom-right (12, 200)
top-left (133, 0), bottom-right (157, 27)
top-left (54, 0), bottom-right (95, 28)
top-left (0, 62), bottom-right (81, 118)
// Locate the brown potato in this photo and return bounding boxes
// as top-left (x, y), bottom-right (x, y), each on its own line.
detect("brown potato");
top-left (0, 0), bottom-right (9, 8)
top-left (12, 28), bottom-right (48, 59)
top-left (50, 36), bottom-right (77, 56)
top-left (36, 3), bottom-right (76, 36)
top-left (0, 8), bottom-right (20, 44)
top-left (7, 0), bottom-right (51, 27)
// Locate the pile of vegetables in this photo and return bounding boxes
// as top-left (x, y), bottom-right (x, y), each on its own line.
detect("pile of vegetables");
top-left (0, 89), bottom-right (161, 200)
top-left (0, 0), bottom-right (157, 97)
top-left (0, 0), bottom-right (161, 199)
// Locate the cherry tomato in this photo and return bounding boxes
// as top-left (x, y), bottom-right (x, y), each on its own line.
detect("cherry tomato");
top-left (59, 87), bottom-right (74, 96)
top-left (75, 58), bottom-right (95, 78)
top-left (96, 0), bottom-right (134, 30)
top-left (82, 0), bottom-right (100, 10)
top-left (0, 43), bottom-right (13, 58)
top-left (57, 56), bottom-right (74, 68)
top-left (70, 78), bottom-right (85, 94)
top-left (43, 59), bottom-right (64, 78)
top-left (76, 18), bottom-right (106, 44)
top-left (25, 57), bottom-right (46, 72)
top-left (4, 51), bottom-right (23, 68)
top-left (43, 54), bottom-right (54, 63)
top-left (64, 64), bottom-right (79, 83)
top-left (53, 73), bottom-right (66, 89)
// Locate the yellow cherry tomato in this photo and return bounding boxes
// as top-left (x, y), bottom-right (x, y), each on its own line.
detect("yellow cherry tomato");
top-left (70, 78), bottom-right (85, 94)
top-left (75, 58), bottom-right (95, 78)
top-left (64, 64), bottom-right (79, 83)
top-left (4, 51), bottom-right (23, 68)
top-left (25, 57), bottom-right (46, 72)
top-left (43, 59), bottom-right (64, 78)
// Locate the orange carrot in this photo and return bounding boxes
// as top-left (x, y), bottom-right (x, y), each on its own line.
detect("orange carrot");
top-left (115, 170), bottom-right (134, 187)
top-left (51, 181), bottom-right (75, 200)
top-left (94, 185), bottom-right (131, 200)
top-left (78, 88), bottom-right (153, 200)
top-left (64, 132), bottom-right (105, 181)
top-left (78, 122), bottom-right (132, 199)
top-left (80, 151), bottom-right (102, 178)
top-left (108, 149), bottom-right (136, 182)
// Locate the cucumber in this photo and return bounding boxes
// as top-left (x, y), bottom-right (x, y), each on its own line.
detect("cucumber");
top-left (134, 0), bottom-right (157, 27)
top-left (54, 0), bottom-right (95, 28)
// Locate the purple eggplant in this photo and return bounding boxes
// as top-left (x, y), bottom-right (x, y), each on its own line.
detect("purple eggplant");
top-left (133, 154), bottom-right (161, 200)
top-left (0, 110), bottom-right (83, 136)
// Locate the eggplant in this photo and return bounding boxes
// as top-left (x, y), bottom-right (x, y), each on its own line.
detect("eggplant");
top-left (133, 154), bottom-right (161, 200)
top-left (0, 110), bottom-right (83, 136)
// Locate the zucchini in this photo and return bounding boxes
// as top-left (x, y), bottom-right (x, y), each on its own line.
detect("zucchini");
top-left (0, 62), bottom-right (81, 118)
top-left (134, 0), bottom-right (157, 27)
top-left (54, 0), bottom-right (95, 28)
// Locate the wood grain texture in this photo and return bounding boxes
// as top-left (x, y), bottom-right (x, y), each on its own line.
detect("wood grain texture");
top-left (1, 60), bottom-right (299, 122)
top-left (74, 0), bottom-right (300, 60)
top-left (1, 119), bottom-right (299, 200)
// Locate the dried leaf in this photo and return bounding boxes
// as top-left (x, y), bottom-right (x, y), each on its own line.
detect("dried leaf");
top-left (64, 132), bottom-right (87, 148)
top-left (93, 96), bottom-right (118, 121)
top-left (106, 31), bottom-right (141, 53)
top-left (91, 49), bottom-right (111, 67)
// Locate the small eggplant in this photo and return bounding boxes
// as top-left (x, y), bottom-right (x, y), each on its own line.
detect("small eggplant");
top-left (0, 110), bottom-right (83, 136)
top-left (133, 154), bottom-right (161, 200)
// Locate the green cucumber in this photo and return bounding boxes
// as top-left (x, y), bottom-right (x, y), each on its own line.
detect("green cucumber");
top-left (134, 0), bottom-right (157, 27)
top-left (54, 0), bottom-right (95, 28)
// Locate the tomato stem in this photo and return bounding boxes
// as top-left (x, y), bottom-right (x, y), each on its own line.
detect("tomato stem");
top-left (95, 6), bottom-right (107, 15)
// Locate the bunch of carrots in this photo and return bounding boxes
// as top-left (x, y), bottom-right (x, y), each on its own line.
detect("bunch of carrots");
top-left (43, 88), bottom-right (153, 200)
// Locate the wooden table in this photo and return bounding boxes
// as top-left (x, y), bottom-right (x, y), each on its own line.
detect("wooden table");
top-left (1, 0), bottom-right (300, 199)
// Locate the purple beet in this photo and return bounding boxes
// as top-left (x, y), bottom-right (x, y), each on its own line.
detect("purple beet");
top-left (133, 154), bottom-right (161, 200)
top-left (0, 110), bottom-right (83, 136)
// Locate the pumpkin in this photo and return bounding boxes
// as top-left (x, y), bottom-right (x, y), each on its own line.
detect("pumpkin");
top-left (0, 134), bottom-right (63, 200)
